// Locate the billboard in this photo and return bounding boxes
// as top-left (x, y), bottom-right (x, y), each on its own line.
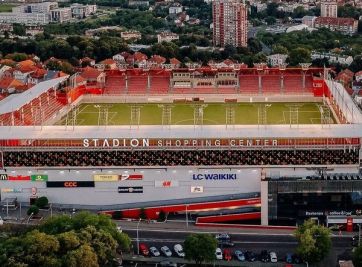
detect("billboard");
top-left (31, 175), bottom-right (48, 182)
top-left (1, 188), bottom-right (22, 193)
top-left (0, 174), bottom-right (8, 180)
top-left (94, 175), bottom-right (119, 182)
top-left (46, 181), bottom-right (95, 188)
top-left (155, 180), bottom-right (179, 188)
top-left (118, 186), bottom-right (143, 193)
top-left (191, 186), bottom-right (204, 193)
top-left (119, 174), bottom-right (143, 181)
top-left (8, 175), bottom-right (31, 181)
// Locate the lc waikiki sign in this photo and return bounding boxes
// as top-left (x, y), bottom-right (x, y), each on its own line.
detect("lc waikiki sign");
top-left (83, 138), bottom-right (278, 148)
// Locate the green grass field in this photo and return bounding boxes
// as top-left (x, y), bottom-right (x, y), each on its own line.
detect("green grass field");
top-left (0, 4), bottom-right (14, 12)
top-left (57, 102), bottom-right (335, 125)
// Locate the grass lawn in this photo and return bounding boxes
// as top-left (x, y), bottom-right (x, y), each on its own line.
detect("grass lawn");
top-left (57, 102), bottom-right (335, 125)
top-left (0, 4), bottom-right (14, 12)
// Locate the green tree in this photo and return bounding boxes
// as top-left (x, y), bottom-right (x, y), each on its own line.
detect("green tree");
top-left (353, 245), bottom-right (362, 267)
top-left (288, 47), bottom-right (311, 66)
top-left (184, 233), bottom-right (218, 266)
top-left (27, 205), bottom-right (39, 216)
top-left (295, 219), bottom-right (332, 264)
top-left (63, 244), bottom-right (99, 267)
top-left (35, 196), bottom-right (49, 209)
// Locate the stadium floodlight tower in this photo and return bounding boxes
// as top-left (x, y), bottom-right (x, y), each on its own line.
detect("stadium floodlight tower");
top-left (225, 99), bottom-right (237, 128)
top-left (257, 98), bottom-right (271, 128)
top-left (278, 63), bottom-right (288, 94)
top-left (158, 104), bottom-right (174, 127)
top-left (255, 63), bottom-right (266, 95)
top-left (319, 103), bottom-right (332, 128)
top-left (299, 63), bottom-right (312, 91)
top-left (192, 104), bottom-right (208, 127)
top-left (129, 104), bottom-right (143, 128)
top-left (65, 104), bottom-right (79, 130)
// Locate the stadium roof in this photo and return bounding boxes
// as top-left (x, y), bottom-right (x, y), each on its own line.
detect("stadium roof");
top-left (0, 124), bottom-right (361, 140)
top-left (0, 76), bottom-right (69, 115)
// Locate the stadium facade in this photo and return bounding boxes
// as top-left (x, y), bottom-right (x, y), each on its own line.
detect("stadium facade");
top-left (0, 66), bottom-right (361, 227)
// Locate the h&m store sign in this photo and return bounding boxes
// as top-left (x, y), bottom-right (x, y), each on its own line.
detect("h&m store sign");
top-left (83, 138), bottom-right (278, 148)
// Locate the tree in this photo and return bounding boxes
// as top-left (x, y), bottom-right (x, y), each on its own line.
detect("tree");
top-left (353, 245), bottom-right (362, 267)
top-left (295, 219), bottom-right (332, 264)
top-left (27, 205), bottom-right (39, 216)
top-left (63, 244), bottom-right (99, 267)
top-left (35, 196), bottom-right (49, 209)
top-left (184, 233), bottom-right (218, 266)
top-left (288, 47), bottom-right (311, 66)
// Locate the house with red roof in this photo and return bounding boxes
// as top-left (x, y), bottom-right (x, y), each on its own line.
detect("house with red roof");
top-left (28, 68), bottom-right (48, 84)
top-left (336, 69), bottom-right (354, 89)
top-left (170, 58), bottom-right (181, 68)
top-left (0, 77), bottom-right (25, 94)
top-left (79, 66), bottom-right (105, 87)
top-left (355, 71), bottom-right (362, 82)
top-left (99, 58), bottom-right (117, 70)
top-left (148, 55), bottom-right (166, 68)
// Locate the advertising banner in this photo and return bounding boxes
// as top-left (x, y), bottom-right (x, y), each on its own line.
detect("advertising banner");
top-left (191, 186), bottom-right (204, 193)
top-left (46, 181), bottom-right (95, 188)
top-left (0, 174), bottom-right (8, 180)
top-left (31, 175), bottom-right (48, 182)
top-left (118, 186), bottom-right (143, 193)
top-left (8, 175), bottom-right (31, 181)
top-left (155, 180), bottom-right (179, 188)
top-left (94, 175), bottom-right (119, 182)
top-left (119, 174), bottom-right (143, 181)
top-left (1, 188), bottom-right (22, 193)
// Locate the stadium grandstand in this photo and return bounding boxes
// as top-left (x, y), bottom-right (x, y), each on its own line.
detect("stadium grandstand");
top-left (0, 65), bottom-right (362, 226)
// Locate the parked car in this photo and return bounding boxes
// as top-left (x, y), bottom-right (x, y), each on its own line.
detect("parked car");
top-left (285, 253), bottom-right (293, 264)
top-left (245, 251), bottom-right (257, 262)
top-left (234, 250), bottom-right (245, 261)
top-left (215, 248), bottom-right (223, 260)
top-left (223, 249), bottom-right (232, 261)
top-left (161, 246), bottom-right (172, 257)
top-left (270, 251), bottom-right (278, 263)
top-left (174, 244), bottom-right (185, 257)
top-left (149, 246), bottom-right (160, 257)
top-left (139, 243), bottom-right (149, 256)
top-left (160, 261), bottom-right (177, 267)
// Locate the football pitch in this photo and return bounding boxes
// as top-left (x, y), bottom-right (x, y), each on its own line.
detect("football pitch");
top-left (57, 102), bottom-right (335, 125)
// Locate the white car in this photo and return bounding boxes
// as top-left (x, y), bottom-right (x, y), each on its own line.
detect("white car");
top-left (149, 246), bottom-right (160, 257)
top-left (270, 251), bottom-right (277, 263)
top-left (174, 244), bottom-right (185, 257)
top-left (161, 246), bottom-right (172, 257)
top-left (215, 248), bottom-right (223, 260)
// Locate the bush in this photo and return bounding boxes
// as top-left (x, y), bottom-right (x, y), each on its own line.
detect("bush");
top-left (35, 196), bottom-right (49, 209)
top-left (139, 208), bottom-right (147, 220)
top-left (112, 211), bottom-right (122, 220)
top-left (27, 205), bottom-right (39, 216)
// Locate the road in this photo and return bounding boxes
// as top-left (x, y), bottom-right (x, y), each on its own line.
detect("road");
top-left (119, 222), bottom-right (353, 266)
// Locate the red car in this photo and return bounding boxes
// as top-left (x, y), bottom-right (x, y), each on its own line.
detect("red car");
top-left (223, 249), bottom-right (232, 261)
top-left (139, 243), bottom-right (149, 256)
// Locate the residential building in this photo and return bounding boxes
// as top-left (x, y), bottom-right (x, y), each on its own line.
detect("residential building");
top-left (311, 51), bottom-right (354, 65)
top-left (128, 0), bottom-right (150, 7)
top-left (25, 26), bottom-right (44, 36)
top-left (267, 54), bottom-right (289, 67)
top-left (0, 24), bottom-right (13, 33)
top-left (320, 0), bottom-right (338, 18)
top-left (157, 32), bottom-right (179, 43)
top-left (169, 3), bottom-right (183, 15)
top-left (120, 31), bottom-right (142, 41)
top-left (50, 8), bottom-right (72, 23)
top-left (212, 0), bottom-right (248, 47)
top-left (70, 4), bottom-right (97, 19)
top-left (302, 15), bottom-right (317, 27)
top-left (355, 71), bottom-right (362, 82)
top-left (314, 17), bottom-right (358, 35)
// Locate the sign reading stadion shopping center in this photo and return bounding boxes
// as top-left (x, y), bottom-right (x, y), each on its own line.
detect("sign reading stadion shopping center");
top-left (83, 138), bottom-right (278, 148)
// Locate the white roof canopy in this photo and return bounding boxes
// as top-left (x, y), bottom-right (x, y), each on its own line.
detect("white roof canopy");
top-left (0, 76), bottom-right (68, 115)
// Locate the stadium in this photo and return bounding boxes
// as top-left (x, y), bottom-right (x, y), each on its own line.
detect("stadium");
top-left (0, 65), bottom-right (361, 227)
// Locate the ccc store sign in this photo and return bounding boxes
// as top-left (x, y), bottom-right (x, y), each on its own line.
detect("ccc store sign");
top-left (64, 182), bottom-right (78, 187)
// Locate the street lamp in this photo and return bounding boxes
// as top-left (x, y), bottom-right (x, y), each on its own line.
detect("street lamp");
top-left (136, 218), bottom-right (141, 255)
